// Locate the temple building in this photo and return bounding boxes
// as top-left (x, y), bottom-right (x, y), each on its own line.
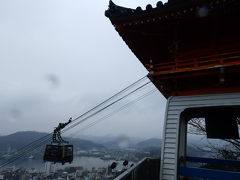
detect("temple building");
top-left (106, 0), bottom-right (240, 180)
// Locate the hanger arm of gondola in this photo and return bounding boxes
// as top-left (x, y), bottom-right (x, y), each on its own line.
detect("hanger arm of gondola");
top-left (52, 117), bottom-right (72, 144)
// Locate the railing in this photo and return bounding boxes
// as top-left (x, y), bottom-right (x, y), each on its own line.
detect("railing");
top-left (146, 49), bottom-right (240, 75)
top-left (178, 156), bottom-right (240, 180)
top-left (114, 158), bottom-right (160, 180)
top-left (112, 156), bottom-right (240, 180)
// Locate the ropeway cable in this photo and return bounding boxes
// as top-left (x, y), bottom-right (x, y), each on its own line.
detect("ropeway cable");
top-left (66, 84), bottom-right (157, 137)
top-left (0, 135), bottom-right (52, 169)
top-left (0, 76), bottom-right (151, 169)
top-left (0, 79), bottom-right (151, 168)
top-left (65, 80), bottom-right (152, 134)
top-left (63, 81), bottom-right (151, 133)
top-left (0, 80), bottom-right (151, 168)
top-left (0, 87), bottom-right (157, 169)
top-left (68, 88), bottom-right (157, 138)
top-left (0, 133), bottom-right (52, 162)
top-left (70, 76), bottom-right (149, 124)
top-left (0, 85), bottom-right (157, 169)
top-left (0, 84), bottom-right (155, 169)
top-left (0, 76), bottom-right (148, 159)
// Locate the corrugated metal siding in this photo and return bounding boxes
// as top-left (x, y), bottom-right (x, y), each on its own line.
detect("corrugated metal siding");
top-left (160, 93), bottom-right (240, 180)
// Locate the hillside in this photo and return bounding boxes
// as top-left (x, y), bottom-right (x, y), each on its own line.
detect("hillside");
top-left (0, 131), bottom-right (47, 151)
top-left (135, 138), bottom-right (162, 149)
top-left (78, 134), bottom-right (142, 149)
top-left (0, 131), bottom-right (105, 152)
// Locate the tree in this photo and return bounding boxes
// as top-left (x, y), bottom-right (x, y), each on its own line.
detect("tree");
top-left (188, 118), bottom-right (240, 160)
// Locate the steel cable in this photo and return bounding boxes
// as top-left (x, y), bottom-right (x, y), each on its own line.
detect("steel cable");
top-left (0, 76), bottom-right (152, 169)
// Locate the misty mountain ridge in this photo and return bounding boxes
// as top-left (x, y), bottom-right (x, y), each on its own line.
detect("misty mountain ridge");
top-left (0, 131), bottom-right (164, 152)
top-left (0, 131), bottom-right (105, 152)
top-left (77, 134), bottom-right (163, 149)
top-left (0, 131), bottom-right (209, 158)
top-left (0, 131), bottom-right (47, 152)
top-left (78, 134), bottom-right (143, 146)
top-left (135, 138), bottom-right (162, 149)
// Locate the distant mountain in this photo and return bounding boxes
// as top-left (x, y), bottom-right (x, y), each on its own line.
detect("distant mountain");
top-left (0, 131), bottom-right (47, 152)
top-left (67, 138), bottom-right (105, 150)
top-left (102, 136), bottom-right (140, 149)
top-left (135, 138), bottom-right (162, 149)
top-left (78, 134), bottom-right (143, 149)
top-left (85, 136), bottom-right (163, 150)
top-left (78, 134), bottom-right (119, 144)
top-left (134, 138), bottom-right (208, 158)
top-left (0, 131), bottom-right (105, 153)
top-left (78, 134), bottom-right (142, 146)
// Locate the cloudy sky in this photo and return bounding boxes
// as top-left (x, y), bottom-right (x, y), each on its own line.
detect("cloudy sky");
top-left (0, 0), bottom-right (167, 139)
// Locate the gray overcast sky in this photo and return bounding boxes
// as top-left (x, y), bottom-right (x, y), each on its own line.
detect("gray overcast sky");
top-left (0, 0), bottom-right (167, 139)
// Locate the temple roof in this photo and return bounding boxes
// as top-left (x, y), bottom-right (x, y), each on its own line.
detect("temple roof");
top-left (106, 0), bottom-right (240, 64)
top-left (106, 0), bottom-right (240, 98)
top-left (105, 0), bottom-right (231, 19)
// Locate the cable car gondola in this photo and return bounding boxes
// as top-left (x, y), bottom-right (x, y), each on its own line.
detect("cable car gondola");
top-left (43, 118), bottom-right (73, 164)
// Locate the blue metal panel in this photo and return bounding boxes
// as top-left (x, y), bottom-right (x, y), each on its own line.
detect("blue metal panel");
top-left (178, 167), bottom-right (240, 180)
top-left (186, 156), bottom-right (240, 167)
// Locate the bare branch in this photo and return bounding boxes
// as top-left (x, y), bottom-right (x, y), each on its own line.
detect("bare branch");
top-left (188, 118), bottom-right (240, 160)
